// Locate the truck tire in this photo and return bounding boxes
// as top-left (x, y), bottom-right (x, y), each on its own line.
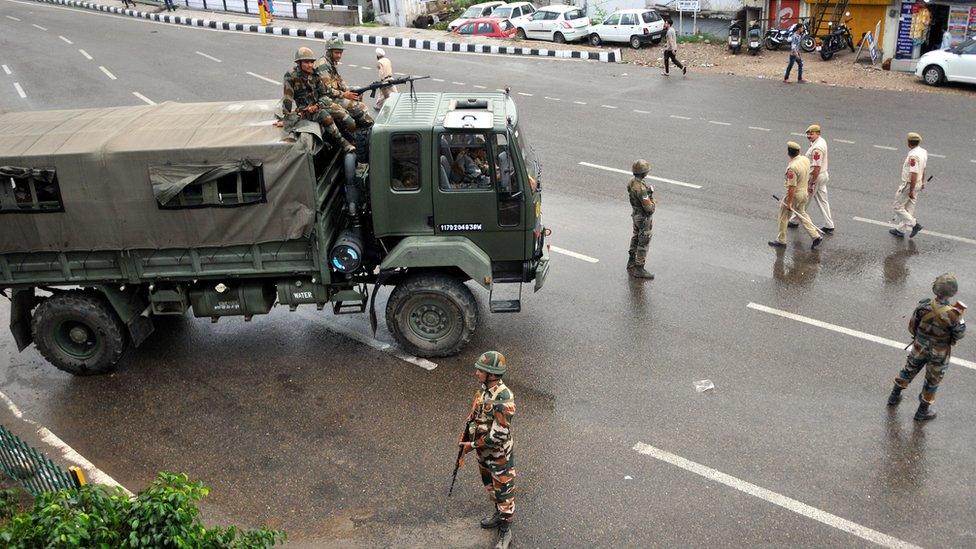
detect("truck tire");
top-left (31, 291), bottom-right (128, 376)
top-left (386, 273), bottom-right (478, 358)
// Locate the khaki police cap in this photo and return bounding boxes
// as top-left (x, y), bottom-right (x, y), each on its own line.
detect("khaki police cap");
top-left (787, 141), bottom-right (801, 152)
top-left (295, 47), bottom-right (316, 63)
top-left (907, 131), bottom-right (922, 142)
top-left (806, 124), bottom-right (821, 133)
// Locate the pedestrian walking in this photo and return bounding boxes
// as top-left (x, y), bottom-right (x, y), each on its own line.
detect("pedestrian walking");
top-left (783, 23), bottom-right (807, 83)
top-left (887, 274), bottom-right (966, 421)
top-left (627, 159), bottom-right (655, 279)
top-left (661, 19), bottom-right (687, 76)
top-left (457, 351), bottom-right (516, 549)
top-left (121, 0), bottom-right (134, 8)
top-left (769, 141), bottom-right (822, 249)
top-left (788, 124), bottom-right (833, 233)
top-left (374, 48), bottom-right (398, 111)
top-left (162, 0), bottom-right (175, 12)
top-left (890, 132), bottom-right (927, 238)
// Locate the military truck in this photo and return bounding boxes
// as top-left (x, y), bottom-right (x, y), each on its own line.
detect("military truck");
top-left (0, 92), bottom-right (548, 375)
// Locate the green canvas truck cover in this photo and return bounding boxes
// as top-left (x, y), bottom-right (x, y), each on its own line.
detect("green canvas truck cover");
top-left (0, 100), bottom-right (317, 254)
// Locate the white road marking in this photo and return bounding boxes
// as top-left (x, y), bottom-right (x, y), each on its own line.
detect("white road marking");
top-left (852, 217), bottom-right (976, 246)
top-left (708, 120), bottom-right (731, 126)
top-left (573, 100), bottom-right (587, 105)
top-left (294, 310), bottom-right (437, 371)
top-left (748, 126), bottom-right (771, 131)
top-left (970, 159), bottom-right (976, 164)
top-left (549, 245), bottom-right (599, 263)
top-left (194, 50), bottom-right (222, 62)
top-left (78, 48), bottom-right (92, 60)
top-left (929, 153), bottom-right (946, 159)
top-left (1, 65), bottom-right (10, 75)
top-left (632, 442), bottom-right (921, 549)
top-left (873, 145), bottom-right (897, 151)
top-left (518, 92), bottom-right (533, 96)
top-left (346, 63), bottom-right (358, 67)
top-left (790, 132), bottom-right (805, 137)
top-left (669, 115), bottom-right (691, 120)
top-left (451, 81), bottom-right (466, 85)
top-left (432, 77), bottom-right (445, 82)
top-left (472, 84), bottom-right (486, 89)
top-left (601, 104), bottom-right (617, 109)
top-left (246, 71), bottom-right (281, 85)
top-left (747, 302), bottom-right (976, 370)
top-left (361, 66), bottom-right (372, 71)
top-left (394, 72), bottom-right (406, 76)
top-left (495, 88), bottom-right (506, 92)
top-left (544, 96), bottom-right (561, 101)
top-left (579, 162), bottom-right (702, 189)
top-left (6, 15), bottom-right (21, 20)
top-left (0, 390), bottom-right (132, 496)
top-left (13, 82), bottom-right (27, 98)
top-left (32, 23), bottom-right (48, 31)
top-left (834, 139), bottom-right (856, 144)
top-left (58, 35), bottom-right (73, 44)
top-left (132, 91), bottom-right (156, 105)
top-left (633, 109), bottom-right (650, 114)
top-left (98, 65), bottom-right (117, 80)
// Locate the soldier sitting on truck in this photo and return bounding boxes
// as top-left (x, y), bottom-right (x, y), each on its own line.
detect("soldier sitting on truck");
top-left (315, 38), bottom-right (375, 132)
top-left (282, 47), bottom-right (356, 154)
top-left (453, 146), bottom-right (492, 190)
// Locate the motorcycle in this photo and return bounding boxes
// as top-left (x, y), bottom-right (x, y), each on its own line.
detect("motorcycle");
top-left (819, 17), bottom-right (855, 60)
top-left (728, 21), bottom-right (742, 54)
top-left (747, 21), bottom-right (762, 55)
top-left (764, 23), bottom-right (816, 52)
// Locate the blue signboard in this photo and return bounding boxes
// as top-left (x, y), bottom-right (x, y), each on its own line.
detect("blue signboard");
top-left (896, 0), bottom-right (916, 60)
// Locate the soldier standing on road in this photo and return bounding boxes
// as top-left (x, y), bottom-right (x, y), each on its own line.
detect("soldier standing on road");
top-left (888, 274), bottom-right (966, 421)
top-left (627, 159), bottom-right (656, 280)
top-left (769, 142), bottom-right (822, 250)
top-left (661, 19), bottom-right (687, 76)
top-left (374, 48), bottom-right (398, 111)
top-left (281, 47), bottom-right (356, 153)
top-left (890, 132), bottom-right (927, 239)
top-left (789, 124), bottom-right (833, 233)
top-left (315, 38), bottom-right (375, 132)
top-left (458, 351), bottom-right (516, 549)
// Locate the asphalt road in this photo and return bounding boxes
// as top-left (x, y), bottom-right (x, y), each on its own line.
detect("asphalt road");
top-left (2, 1), bottom-right (976, 547)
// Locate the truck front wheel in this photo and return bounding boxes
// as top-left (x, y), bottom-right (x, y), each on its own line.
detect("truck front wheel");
top-left (386, 273), bottom-right (478, 358)
top-left (31, 291), bottom-right (128, 375)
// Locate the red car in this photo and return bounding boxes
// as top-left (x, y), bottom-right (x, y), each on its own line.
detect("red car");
top-left (452, 17), bottom-right (517, 38)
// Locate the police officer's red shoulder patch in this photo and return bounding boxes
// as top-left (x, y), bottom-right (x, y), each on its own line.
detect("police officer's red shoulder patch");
top-left (787, 170), bottom-right (795, 179)
top-left (909, 158), bottom-right (917, 167)
top-left (813, 151), bottom-right (821, 161)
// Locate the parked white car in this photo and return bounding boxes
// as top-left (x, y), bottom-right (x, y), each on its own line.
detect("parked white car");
top-left (448, 1), bottom-right (505, 31)
top-left (588, 9), bottom-right (665, 49)
top-left (514, 4), bottom-right (590, 44)
top-left (916, 38), bottom-right (976, 86)
top-left (489, 2), bottom-right (537, 27)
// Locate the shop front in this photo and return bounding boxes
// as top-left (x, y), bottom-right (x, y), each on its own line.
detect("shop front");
top-left (802, 0), bottom-right (892, 49)
top-left (889, 0), bottom-right (976, 69)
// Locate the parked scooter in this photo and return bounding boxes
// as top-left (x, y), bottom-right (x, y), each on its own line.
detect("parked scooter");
top-left (819, 15), bottom-right (855, 60)
top-left (728, 21), bottom-right (743, 54)
top-left (747, 21), bottom-right (762, 55)
top-left (764, 23), bottom-right (816, 52)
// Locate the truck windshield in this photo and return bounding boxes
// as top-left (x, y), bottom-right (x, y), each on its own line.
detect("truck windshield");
top-left (513, 127), bottom-right (540, 190)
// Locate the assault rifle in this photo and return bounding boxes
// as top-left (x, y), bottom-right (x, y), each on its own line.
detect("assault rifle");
top-left (352, 75), bottom-right (430, 99)
top-left (448, 417), bottom-right (474, 497)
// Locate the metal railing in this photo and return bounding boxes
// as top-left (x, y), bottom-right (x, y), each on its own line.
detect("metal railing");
top-left (0, 425), bottom-right (82, 496)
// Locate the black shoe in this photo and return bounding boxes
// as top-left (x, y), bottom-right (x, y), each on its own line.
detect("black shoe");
top-left (495, 524), bottom-right (512, 549)
top-left (481, 511), bottom-right (502, 529)
top-left (821, 227), bottom-right (834, 234)
top-left (889, 228), bottom-right (905, 238)
top-left (811, 237), bottom-right (823, 250)
top-left (910, 223), bottom-right (923, 238)
top-left (768, 241), bottom-right (787, 248)
top-left (913, 400), bottom-right (937, 421)
top-left (682, 66), bottom-right (687, 75)
top-left (628, 266), bottom-right (654, 279)
top-left (887, 386), bottom-right (903, 406)
top-left (787, 221), bottom-right (799, 228)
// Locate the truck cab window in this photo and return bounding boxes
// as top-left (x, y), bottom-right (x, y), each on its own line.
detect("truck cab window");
top-left (438, 133), bottom-right (493, 192)
top-left (390, 133), bottom-right (421, 191)
top-left (494, 133), bottom-right (521, 227)
top-left (0, 168), bottom-right (63, 213)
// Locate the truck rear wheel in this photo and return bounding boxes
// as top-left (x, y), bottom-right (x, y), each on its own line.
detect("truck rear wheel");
top-left (386, 273), bottom-right (478, 358)
top-left (31, 291), bottom-right (128, 376)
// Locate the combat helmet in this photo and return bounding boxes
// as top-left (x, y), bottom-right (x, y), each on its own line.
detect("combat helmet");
top-left (932, 273), bottom-right (958, 298)
top-left (326, 37), bottom-right (345, 51)
top-left (294, 47), bottom-right (316, 63)
top-left (632, 159), bottom-right (650, 177)
top-left (474, 351), bottom-right (508, 376)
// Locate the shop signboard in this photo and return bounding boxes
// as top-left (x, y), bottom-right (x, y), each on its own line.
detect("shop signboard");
top-left (947, 6), bottom-right (969, 47)
top-left (969, 6), bottom-right (976, 40)
top-left (896, 0), bottom-right (916, 59)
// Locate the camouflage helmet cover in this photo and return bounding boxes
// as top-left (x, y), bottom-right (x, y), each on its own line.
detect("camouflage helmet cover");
top-left (632, 159), bottom-right (650, 176)
top-left (326, 37), bottom-right (345, 51)
top-left (295, 47), bottom-right (317, 62)
top-left (932, 273), bottom-right (958, 298)
top-left (474, 351), bottom-right (508, 376)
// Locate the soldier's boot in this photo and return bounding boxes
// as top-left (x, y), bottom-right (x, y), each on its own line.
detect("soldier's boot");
top-left (322, 122), bottom-right (356, 153)
top-left (913, 400), bottom-right (937, 421)
top-left (626, 252), bottom-right (636, 270)
top-left (886, 385), bottom-right (903, 406)
top-left (628, 266), bottom-right (654, 279)
top-left (494, 524), bottom-right (512, 549)
top-left (480, 511), bottom-right (502, 529)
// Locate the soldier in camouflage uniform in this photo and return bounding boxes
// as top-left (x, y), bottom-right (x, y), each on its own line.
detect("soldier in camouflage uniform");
top-left (888, 273), bottom-right (966, 421)
top-left (627, 159), bottom-right (655, 280)
top-left (282, 47), bottom-right (355, 153)
top-left (458, 351), bottom-right (516, 549)
top-left (315, 38), bottom-right (374, 133)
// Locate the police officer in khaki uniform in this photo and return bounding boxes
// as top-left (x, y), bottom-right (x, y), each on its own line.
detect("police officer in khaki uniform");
top-left (627, 159), bottom-right (655, 279)
top-left (891, 132), bottom-right (927, 238)
top-left (769, 142), bottom-right (822, 250)
top-left (789, 124), bottom-right (833, 233)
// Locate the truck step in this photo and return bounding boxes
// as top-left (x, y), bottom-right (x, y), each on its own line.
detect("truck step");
top-left (489, 299), bottom-right (521, 313)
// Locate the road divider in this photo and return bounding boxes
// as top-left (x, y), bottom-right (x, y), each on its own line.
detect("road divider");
top-left (632, 442), bottom-right (921, 549)
top-left (746, 302), bottom-right (976, 370)
top-left (549, 246), bottom-right (599, 263)
top-left (852, 217), bottom-right (976, 246)
top-left (579, 162), bottom-right (702, 189)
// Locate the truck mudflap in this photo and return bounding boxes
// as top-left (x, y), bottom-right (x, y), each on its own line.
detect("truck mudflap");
top-left (10, 289), bottom-right (37, 352)
top-left (534, 255), bottom-right (550, 293)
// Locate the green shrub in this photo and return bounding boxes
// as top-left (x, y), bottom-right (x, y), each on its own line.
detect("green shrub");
top-left (0, 472), bottom-right (284, 548)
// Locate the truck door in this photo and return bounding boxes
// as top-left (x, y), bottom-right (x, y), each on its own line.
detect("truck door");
top-left (371, 131), bottom-right (434, 236)
top-left (433, 130), bottom-right (525, 262)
